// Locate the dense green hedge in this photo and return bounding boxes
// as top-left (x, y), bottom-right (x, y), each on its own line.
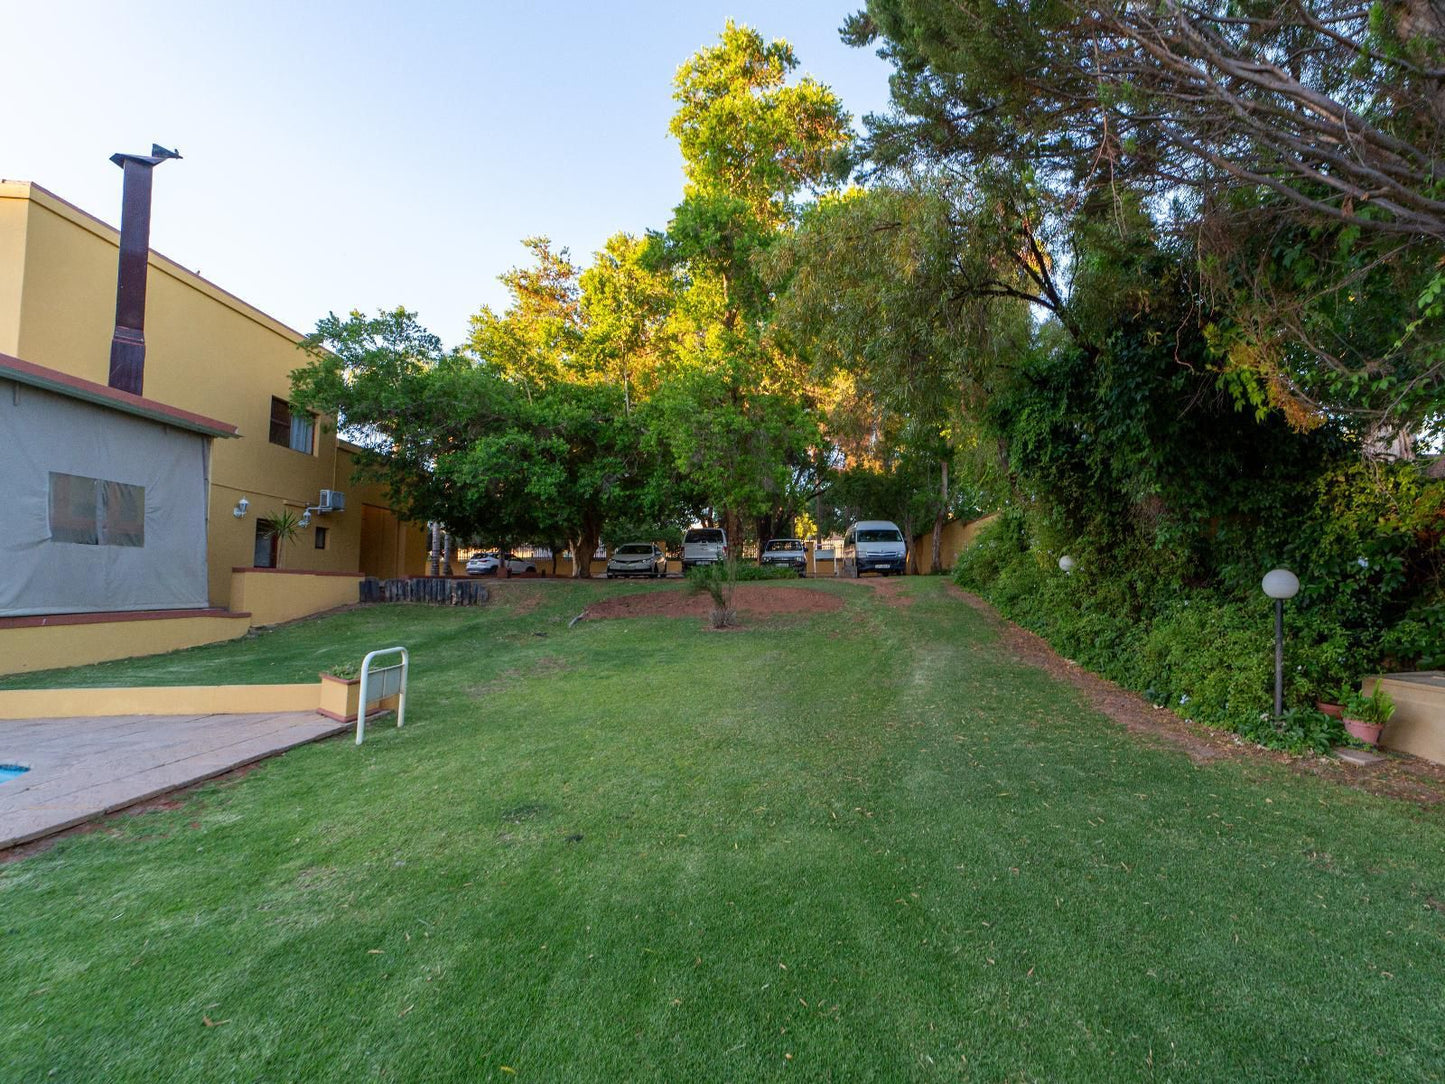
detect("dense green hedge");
top-left (953, 511), bottom-right (1365, 753)
top-left (684, 562), bottom-right (799, 586)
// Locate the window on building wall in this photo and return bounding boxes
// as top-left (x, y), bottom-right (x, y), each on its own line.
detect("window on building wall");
top-left (47, 472), bottom-right (145, 547)
top-left (314, 526), bottom-right (329, 549)
top-left (268, 396), bottom-right (315, 454)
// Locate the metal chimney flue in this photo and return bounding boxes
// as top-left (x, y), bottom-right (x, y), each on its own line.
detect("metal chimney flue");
top-left (107, 143), bottom-right (181, 396)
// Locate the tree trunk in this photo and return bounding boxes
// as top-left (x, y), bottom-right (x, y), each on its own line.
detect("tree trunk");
top-left (427, 522), bottom-right (441, 577)
top-left (902, 512), bottom-right (918, 576)
top-left (722, 508), bottom-right (742, 559)
top-left (931, 457), bottom-right (948, 573)
top-left (442, 531), bottom-right (455, 577)
top-left (571, 519), bottom-right (601, 579)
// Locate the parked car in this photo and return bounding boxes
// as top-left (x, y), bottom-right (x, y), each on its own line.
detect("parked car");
top-left (606, 542), bottom-right (668, 578)
top-left (681, 527), bottom-right (728, 571)
top-left (759, 538), bottom-right (806, 576)
top-left (841, 521), bottom-right (907, 576)
top-left (465, 552), bottom-right (537, 576)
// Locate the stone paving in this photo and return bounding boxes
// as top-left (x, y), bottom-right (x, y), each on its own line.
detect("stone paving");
top-left (0, 711), bottom-right (347, 849)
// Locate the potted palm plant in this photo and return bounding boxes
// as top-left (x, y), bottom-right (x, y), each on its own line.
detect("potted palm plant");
top-left (262, 508), bottom-right (304, 569)
top-left (1342, 687), bottom-right (1396, 746)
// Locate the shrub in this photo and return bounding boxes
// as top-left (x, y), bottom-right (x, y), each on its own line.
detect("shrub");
top-left (733, 564), bottom-right (801, 582)
top-left (685, 563), bottom-right (737, 627)
top-left (1237, 707), bottom-right (1345, 756)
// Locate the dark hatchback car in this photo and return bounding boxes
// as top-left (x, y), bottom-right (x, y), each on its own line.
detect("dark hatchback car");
top-left (759, 538), bottom-right (807, 576)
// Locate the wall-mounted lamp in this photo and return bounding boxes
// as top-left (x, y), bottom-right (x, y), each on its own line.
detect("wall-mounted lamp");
top-left (299, 511), bottom-right (312, 528)
top-left (1058, 555), bottom-right (1077, 575)
top-left (232, 497), bottom-right (250, 519)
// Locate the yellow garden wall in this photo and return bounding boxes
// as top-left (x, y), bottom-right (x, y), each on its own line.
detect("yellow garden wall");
top-left (0, 682), bottom-right (319, 720)
top-left (912, 514), bottom-right (1000, 572)
top-left (0, 612), bottom-right (251, 677)
top-left (230, 569), bottom-right (362, 627)
top-left (1368, 672), bottom-right (1445, 766)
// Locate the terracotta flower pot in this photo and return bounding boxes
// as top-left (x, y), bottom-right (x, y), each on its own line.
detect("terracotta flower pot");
top-left (1315, 700), bottom-right (1344, 719)
top-left (1343, 717), bottom-right (1383, 746)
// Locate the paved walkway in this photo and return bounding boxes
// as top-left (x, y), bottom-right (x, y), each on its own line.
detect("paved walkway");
top-left (0, 711), bottom-right (347, 849)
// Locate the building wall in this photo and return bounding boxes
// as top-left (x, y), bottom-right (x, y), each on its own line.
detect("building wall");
top-left (345, 453), bottom-right (431, 579)
top-left (0, 181), bottom-right (421, 608)
top-left (0, 194), bottom-right (26, 356)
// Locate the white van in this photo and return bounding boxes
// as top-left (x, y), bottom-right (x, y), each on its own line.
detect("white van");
top-left (841, 520), bottom-right (907, 577)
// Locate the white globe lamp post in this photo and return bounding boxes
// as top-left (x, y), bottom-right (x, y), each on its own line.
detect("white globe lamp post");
top-left (1262, 569), bottom-right (1300, 719)
top-left (1058, 555), bottom-right (1077, 575)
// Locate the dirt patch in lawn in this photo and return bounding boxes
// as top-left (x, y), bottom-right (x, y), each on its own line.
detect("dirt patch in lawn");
top-left (851, 576), bottom-right (916, 607)
top-left (584, 583), bottom-right (844, 621)
top-left (948, 584), bottom-right (1445, 804)
top-left (483, 580), bottom-right (543, 615)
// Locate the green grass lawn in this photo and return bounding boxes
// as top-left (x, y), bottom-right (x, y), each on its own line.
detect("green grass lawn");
top-left (3, 578), bottom-right (1444, 1081)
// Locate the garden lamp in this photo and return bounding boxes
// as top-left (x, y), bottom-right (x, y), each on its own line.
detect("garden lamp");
top-left (1262, 568), bottom-right (1300, 719)
top-left (1058, 555), bottom-right (1076, 575)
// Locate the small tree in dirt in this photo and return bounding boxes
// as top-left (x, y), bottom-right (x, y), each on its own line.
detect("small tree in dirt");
top-left (686, 560), bottom-right (738, 629)
top-left (262, 509), bottom-right (304, 569)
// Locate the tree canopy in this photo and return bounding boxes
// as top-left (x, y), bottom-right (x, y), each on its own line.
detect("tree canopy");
top-left (290, 15), bottom-right (1441, 691)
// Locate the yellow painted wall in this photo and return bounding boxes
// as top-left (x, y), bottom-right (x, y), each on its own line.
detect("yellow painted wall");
top-left (230, 569), bottom-right (363, 627)
top-left (345, 450), bottom-right (430, 579)
top-left (0, 613), bottom-right (251, 677)
top-left (548, 556), bottom-right (611, 578)
top-left (0, 682), bottom-right (320, 720)
top-left (1369, 673), bottom-right (1445, 766)
top-left (0, 194), bottom-right (26, 355)
top-left (0, 181), bottom-right (424, 609)
top-left (912, 514), bottom-right (1000, 572)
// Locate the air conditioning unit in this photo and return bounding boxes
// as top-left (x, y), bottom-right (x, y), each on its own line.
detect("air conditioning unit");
top-left (317, 489), bottom-right (346, 513)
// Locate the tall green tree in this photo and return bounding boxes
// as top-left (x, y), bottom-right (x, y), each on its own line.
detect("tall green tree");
top-left (771, 183), bottom-right (1028, 568)
top-left (578, 232), bottom-right (677, 413)
top-left (467, 237), bottom-right (584, 400)
top-left (649, 22), bottom-right (852, 542)
top-left (844, 0), bottom-right (1445, 442)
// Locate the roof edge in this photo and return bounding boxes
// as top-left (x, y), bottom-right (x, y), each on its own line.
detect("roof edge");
top-left (0, 179), bottom-right (315, 347)
top-left (0, 350), bottom-right (238, 438)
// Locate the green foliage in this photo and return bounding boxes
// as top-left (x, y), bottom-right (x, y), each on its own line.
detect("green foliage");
top-left (683, 559), bottom-right (738, 626)
top-left (952, 511), bottom-right (1392, 754)
top-left (848, 0), bottom-right (1445, 436)
top-left (1237, 708), bottom-right (1346, 757)
top-left (260, 508), bottom-right (304, 569)
top-left (1346, 687), bottom-right (1397, 726)
top-left (670, 20), bottom-right (851, 224)
top-left (733, 563), bottom-right (799, 581)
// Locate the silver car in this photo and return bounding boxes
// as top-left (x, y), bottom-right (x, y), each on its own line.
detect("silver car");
top-left (759, 538), bottom-right (807, 576)
top-left (606, 542), bottom-right (668, 578)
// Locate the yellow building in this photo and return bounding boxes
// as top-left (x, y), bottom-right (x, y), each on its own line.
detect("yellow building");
top-left (0, 179), bottom-right (428, 671)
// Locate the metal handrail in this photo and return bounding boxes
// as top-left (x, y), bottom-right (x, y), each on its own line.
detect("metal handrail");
top-left (356, 646), bottom-right (409, 745)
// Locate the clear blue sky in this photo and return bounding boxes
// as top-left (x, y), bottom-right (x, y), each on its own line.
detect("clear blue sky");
top-left (5, 1), bottom-right (893, 347)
